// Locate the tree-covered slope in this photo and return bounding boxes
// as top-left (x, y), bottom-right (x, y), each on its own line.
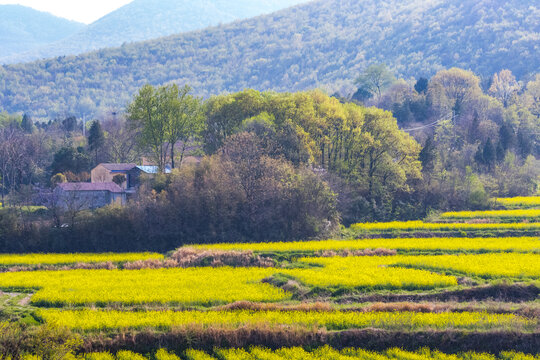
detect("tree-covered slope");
top-left (0, 5), bottom-right (84, 59)
top-left (0, 0), bottom-right (538, 119)
top-left (1, 0), bottom-right (308, 64)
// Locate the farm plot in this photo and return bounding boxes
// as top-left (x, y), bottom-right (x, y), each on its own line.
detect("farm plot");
top-left (495, 196), bottom-right (540, 209)
top-left (439, 209), bottom-right (540, 220)
top-left (0, 252), bottom-right (163, 266)
top-left (0, 267), bottom-right (288, 307)
top-left (38, 308), bottom-right (534, 332)
top-left (190, 236), bottom-right (540, 254)
top-left (349, 221), bottom-right (540, 233)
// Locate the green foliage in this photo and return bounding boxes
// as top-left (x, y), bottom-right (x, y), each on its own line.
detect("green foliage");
top-left (355, 63), bottom-right (396, 100)
top-left (87, 121), bottom-right (105, 164)
top-left (2, 0), bottom-right (307, 64)
top-left (1, 0), bottom-right (539, 119)
top-left (127, 84), bottom-right (203, 171)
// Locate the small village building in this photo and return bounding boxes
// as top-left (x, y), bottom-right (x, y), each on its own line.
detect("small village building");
top-left (54, 182), bottom-right (126, 210)
top-left (91, 163), bottom-right (142, 190)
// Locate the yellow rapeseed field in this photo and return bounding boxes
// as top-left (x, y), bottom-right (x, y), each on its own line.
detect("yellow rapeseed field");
top-left (18, 348), bottom-right (540, 360)
top-left (0, 252), bottom-right (164, 266)
top-left (191, 236), bottom-right (540, 253)
top-left (392, 253), bottom-right (540, 279)
top-left (495, 196), bottom-right (540, 208)
top-left (0, 267), bottom-right (288, 306)
top-left (1, 253), bottom-right (539, 306)
top-left (38, 309), bottom-right (533, 332)
top-left (350, 221), bottom-right (540, 232)
top-left (283, 256), bottom-right (457, 289)
top-left (440, 209), bottom-right (540, 219)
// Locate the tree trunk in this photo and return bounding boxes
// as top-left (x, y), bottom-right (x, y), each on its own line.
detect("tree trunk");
top-left (170, 142), bottom-right (175, 169)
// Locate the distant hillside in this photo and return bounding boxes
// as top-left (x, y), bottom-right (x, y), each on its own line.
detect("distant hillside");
top-left (0, 5), bottom-right (84, 59)
top-left (1, 0), bottom-right (308, 64)
top-left (0, 0), bottom-right (539, 119)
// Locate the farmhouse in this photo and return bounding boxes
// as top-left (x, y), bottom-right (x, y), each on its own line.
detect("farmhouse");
top-left (54, 182), bottom-right (126, 210)
top-left (91, 163), bottom-right (142, 191)
top-left (54, 162), bottom-right (186, 210)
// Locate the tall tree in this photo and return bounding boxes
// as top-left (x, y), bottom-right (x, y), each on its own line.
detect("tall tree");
top-left (414, 77), bottom-right (429, 94)
top-left (483, 138), bottom-right (496, 170)
top-left (21, 114), bottom-right (33, 133)
top-left (164, 84), bottom-right (203, 169)
top-left (428, 68), bottom-right (482, 116)
top-left (355, 64), bottom-right (396, 101)
top-left (87, 120), bottom-right (105, 164)
top-left (127, 84), bottom-right (169, 172)
top-left (489, 69), bottom-right (519, 107)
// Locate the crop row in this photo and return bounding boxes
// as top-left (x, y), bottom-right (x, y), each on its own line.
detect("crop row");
top-left (349, 221), bottom-right (540, 232)
top-left (17, 347), bottom-right (540, 360)
top-left (440, 209), bottom-right (540, 219)
top-left (38, 309), bottom-right (534, 332)
top-left (495, 196), bottom-right (540, 208)
top-left (0, 252), bottom-right (164, 266)
top-left (0, 253), bottom-right (538, 306)
top-left (191, 236), bottom-right (540, 254)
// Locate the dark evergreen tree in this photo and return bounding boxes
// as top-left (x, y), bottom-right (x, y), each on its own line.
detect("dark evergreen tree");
top-left (62, 116), bottom-right (77, 133)
top-left (496, 140), bottom-right (505, 162)
top-left (414, 77), bottom-right (429, 94)
top-left (419, 136), bottom-right (437, 173)
top-left (498, 122), bottom-right (515, 151)
top-left (21, 114), bottom-right (33, 133)
top-left (516, 128), bottom-right (532, 158)
top-left (87, 120), bottom-right (105, 164)
top-left (483, 138), bottom-right (496, 170)
top-left (468, 113), bottom-right (480, 142)
top-left (474, 144), bottom-right (485, 166)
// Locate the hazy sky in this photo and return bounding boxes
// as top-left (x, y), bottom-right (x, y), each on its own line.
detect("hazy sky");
top-left (0, 0), bottom-right (133, 24)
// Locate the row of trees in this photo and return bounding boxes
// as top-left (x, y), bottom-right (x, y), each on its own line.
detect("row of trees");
top-left (350, 65), bottom-right (539, 210)
top-left (0, 66), bottom-right (538, 251)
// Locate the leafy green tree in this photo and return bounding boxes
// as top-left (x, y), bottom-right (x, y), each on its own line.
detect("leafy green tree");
top-left (87, 120), bottom-right (105, 164)
top-left (128, 84), bottom-right (203, 171)
top-left (164, 84), bottom-right (203, 169)
top-left (489, 69), bottom-right (519, 107)
top-left (428, 68), bottom-right (482, 116)
top-left (355, 63), bottom-right (396, 101)
top-left (127, 84), bottom-right (169, 172)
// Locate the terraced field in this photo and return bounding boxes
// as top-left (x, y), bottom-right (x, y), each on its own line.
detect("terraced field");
top-left (0, 196), bottom-right (538, 357)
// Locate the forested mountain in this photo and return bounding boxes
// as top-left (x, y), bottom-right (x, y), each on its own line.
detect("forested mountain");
top-left (0, 5), bottom-right (84, 59)
top-left (0, 0), bottom-right (539, 119)
top-left (0, 0), bottom-right (308, 64)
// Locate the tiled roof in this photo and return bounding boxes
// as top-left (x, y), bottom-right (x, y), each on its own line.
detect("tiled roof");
top-left (98, 163), bottom-right (137, 171)
top-left (58, 182), bottom-right (124, 193)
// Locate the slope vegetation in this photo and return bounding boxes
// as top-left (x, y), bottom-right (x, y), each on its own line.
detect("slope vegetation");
top-left (0, 5), bottom-right (83, 59)
top-left (1, 0), bottom-right (308, 64)
top-left (0, 0), bottom-right (538, 118)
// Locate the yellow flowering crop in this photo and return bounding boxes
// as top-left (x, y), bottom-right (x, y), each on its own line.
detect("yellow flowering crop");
top-left (440, 209), bottom-right (540, 219)
top-left (0, 253), bottom-right (163, 266)
top-left (350, 221), bottom-right (540, 232)
top-left (283, 256), bottom-right (457, 290)
top-left (393, 253), bottom-right (540, 279)
top-left (495, 196), bottom-right (540, 208)
top-left (191, 236), bottom-right (539, 253)
top-left (0, 267), bottom-right (288, 306)
top-left (38, 309), bottom-right (533, 332)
